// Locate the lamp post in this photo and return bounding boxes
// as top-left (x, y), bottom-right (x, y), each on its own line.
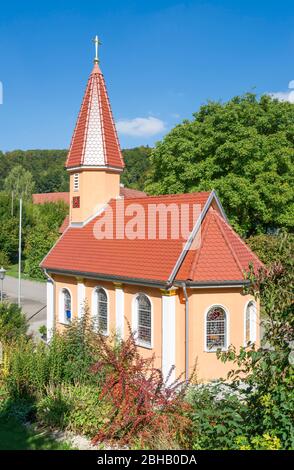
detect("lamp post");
top-left (0, 266), bottom-right (6, 302)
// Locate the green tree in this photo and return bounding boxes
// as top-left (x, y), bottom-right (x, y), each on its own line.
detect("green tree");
top-left (145, 94), bottom-right (294, 235)
top-left (0, 302), bottom-right (28, 342)
top-left (121, 146), bottom-right (152, 190)
top-left (4, 165), bottom-right (35, 201)
top-left (24, 202), bottom-right (68, 280)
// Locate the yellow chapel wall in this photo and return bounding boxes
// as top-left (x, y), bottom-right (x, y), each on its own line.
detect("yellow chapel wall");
top-left (69, 169), bottom-right (121, 223)
top-left (52, 275), bottom-right (259, 382)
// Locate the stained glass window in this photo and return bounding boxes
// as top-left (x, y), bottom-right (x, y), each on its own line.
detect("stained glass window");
top-left (206, 306), bottom-right (227, 350)
top-left (137, 294), bottom-right (151, 347)
top-left (63, 289), bottom-right (71, 323)
top-left (96, 288), bottom-right (108, 334)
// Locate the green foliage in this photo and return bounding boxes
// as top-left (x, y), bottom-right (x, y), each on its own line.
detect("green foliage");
top-left (121, 146), bottom-right (152, 190)
top-left (0, 251), bottom-right (9, 269)
top-left (0, 150), bottom-right (68, 194)
top-left (37, 384), bottom-right (111, 436)
top-left (145, 94), bottom-right (294, 235)
top-left (235, 433), bottom-right (282, 450)
top-left (186, 383), bottom-right (246, 450)
top-left (23, 201), bottom-right (68, 280)
top-left (0, 302), bottom-right (28, 342)
top-left (218, 235), bottom-right (294, 449)
top-left (4, 165), bottom-right (35, 201)
top-left (246, 232), bottom-right (294, 266)
top-left (0, 217), bottom-right (20, 264)
top-left (23, 225), bottom-right (59, 280)
top-left (4, 317), bottom-right (102, 399)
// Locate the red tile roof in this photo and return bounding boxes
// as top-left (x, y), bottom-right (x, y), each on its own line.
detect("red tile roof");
top-left (119, 187), bottom-right (146, 199)
top-left (32, 192), bottom-right (70, 205)
top-left (176, 207), bottom-right (263, 282)
top-left (41, 192), bottom-right (262, 284)
top-left (66, 63), bottom-right (124, 170)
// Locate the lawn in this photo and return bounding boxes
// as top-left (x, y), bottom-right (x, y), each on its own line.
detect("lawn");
top-left (0, 417), bottom-right (74, 450)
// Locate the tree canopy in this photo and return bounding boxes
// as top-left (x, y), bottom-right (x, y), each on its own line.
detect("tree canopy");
top-left (145, 94), bottom-right (294, 236)
top-left (4, 165), bottom-right (35, 201)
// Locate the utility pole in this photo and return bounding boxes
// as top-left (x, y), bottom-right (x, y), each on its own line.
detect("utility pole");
top-left (18, 198), bottom-right (22, 307)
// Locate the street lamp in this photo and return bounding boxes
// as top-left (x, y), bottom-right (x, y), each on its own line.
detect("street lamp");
top-left (0, 266), bottom-right (6, 302)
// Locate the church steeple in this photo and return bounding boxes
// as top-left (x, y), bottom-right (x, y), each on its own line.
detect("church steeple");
top-left (66, 38), bottom-right (124, 171)
top-left (67, 38), bottom-right (124, 224)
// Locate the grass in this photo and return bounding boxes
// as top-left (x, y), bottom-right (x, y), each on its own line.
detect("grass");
top-left (0, 417), bottom-right (74, 450)
top-left (6, 264), bottom-right (45, 283)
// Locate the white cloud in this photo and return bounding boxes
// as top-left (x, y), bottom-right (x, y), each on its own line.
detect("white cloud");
top-left (116, 116), bottom-right (166, 137)
top-left (270, 80), bottom-right (294, 104)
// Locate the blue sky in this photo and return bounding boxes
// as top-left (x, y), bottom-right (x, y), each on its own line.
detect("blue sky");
top-left (0, 0), bottom-right (293, 151)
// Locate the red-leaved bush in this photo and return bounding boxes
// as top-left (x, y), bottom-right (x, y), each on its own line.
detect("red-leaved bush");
top-left (91, 330), bottom-right (192, 448)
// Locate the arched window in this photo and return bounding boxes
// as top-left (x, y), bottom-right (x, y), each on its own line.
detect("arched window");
top-left (61, 288), bottom-right (72, 324)
top-left (245, 301), bottom-right (257, 344)
top-left (206, 305), bottom-right (227, 351)
top-left (136, 294), bottom-right (152, 347)
top-left (94, 288), bottom-right (108, 335)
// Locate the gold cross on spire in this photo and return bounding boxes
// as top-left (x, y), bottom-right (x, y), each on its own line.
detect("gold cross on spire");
top-left (93, 35), bottom-right (102, 63)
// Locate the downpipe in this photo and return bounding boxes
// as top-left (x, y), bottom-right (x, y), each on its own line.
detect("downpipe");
top-left (181, 282), bottom-right (189, 383)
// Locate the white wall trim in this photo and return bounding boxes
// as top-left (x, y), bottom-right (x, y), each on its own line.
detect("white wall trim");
top-left (243, 300), bottom-right (257, 346)
top-left (46, 280), bottom-right (54, 342)
top-left (162, 294), bottom-right (176, 384)
top-left (77, 282), bottom-right (86, 319)
top-left (115, 285), bottom-right (124, 338)
top-left (132, 292), bottom-right (153, 349)
top-left (204, 304), bottom-right (230, 353)
top-left (91, 286), bottom-right (110, 335)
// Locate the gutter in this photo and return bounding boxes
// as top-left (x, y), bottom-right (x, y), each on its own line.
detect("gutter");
top-left (44, 268), bottom-right (167, 289)
top-left (175, 280), bottom-right (249, 288)
top-left (181, 282), bottom-right (189, 383)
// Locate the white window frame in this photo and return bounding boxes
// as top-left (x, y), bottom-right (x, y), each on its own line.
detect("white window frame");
top-left (204, 304), bottom-right (229, 352)
top-left (92, 287), bottom-right (109, 336)
top-left (73, 173), bottom-right (79, 192)
top-left (132, 293), bottom-right (153, 349)
top-left (59, 287), bottom-right (72, 325)
top-left (244, 300), bottom-right (257, 346)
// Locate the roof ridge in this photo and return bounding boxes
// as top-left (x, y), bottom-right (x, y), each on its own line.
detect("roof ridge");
top-left (113, 191), bottom-right (211, 202)
top-left (212, 209), bottom-right (244, 277)
top-left (187, 207), bottom-right (213, 280)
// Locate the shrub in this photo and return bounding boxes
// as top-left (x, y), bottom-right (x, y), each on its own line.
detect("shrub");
top-left (37, 384), bottom-right (111, 436)
top-left (90, 330), bottom-right (191, 448)
top-left (0, 302), bottom-right (28, 342)
top-left (186, 383), bottom-right (247, 450)
top-left (236, 434), bottom-right (282, 450)
top-left (3, 317), bottom-right (103, 399)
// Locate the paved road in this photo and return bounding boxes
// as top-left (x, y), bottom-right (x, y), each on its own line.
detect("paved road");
top-left (3, 275), bottom-right (47, 337)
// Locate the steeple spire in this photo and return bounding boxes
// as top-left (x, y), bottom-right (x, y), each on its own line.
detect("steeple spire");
top-left (66, 37), bottom-right (124, 170)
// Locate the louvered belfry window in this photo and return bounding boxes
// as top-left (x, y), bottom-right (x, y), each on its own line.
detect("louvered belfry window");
top-left (206, 306), bottom-right (227, 350)
top-left (97, 288), bottom-right (108, 334)
top-left (137, 294), bottom-right (151, 347)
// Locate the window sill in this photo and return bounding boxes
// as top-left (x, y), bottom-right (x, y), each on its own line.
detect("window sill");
top-left (204, 347), bottom-right (228, 353)
top-left (59, 321), bottom-right (71, 327)
top-left (136, 341), bottom-right (153, 350)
